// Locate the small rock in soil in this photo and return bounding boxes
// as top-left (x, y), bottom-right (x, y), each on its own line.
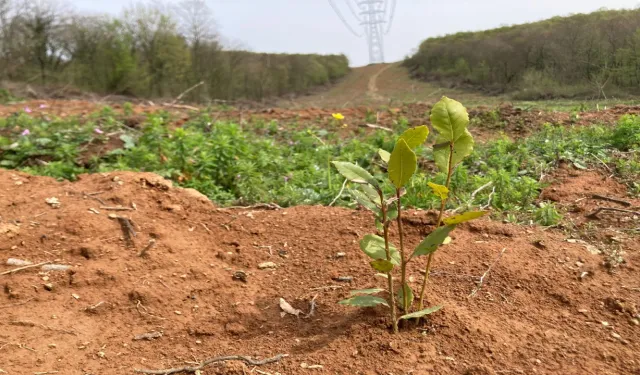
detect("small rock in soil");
top-left (332, 276), bottom-right (353, 282)
top-left (43, 283), bottom-right (54, 291)
top-left (133, 331), bottom-right (163, 341)
top-left (232, 270), bottom-right (247, 282)
top-left (258, 262), bottom-right (277, 270)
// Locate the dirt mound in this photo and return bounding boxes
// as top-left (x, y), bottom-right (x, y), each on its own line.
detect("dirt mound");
top-left (0, 169), bottom-right (639, 374)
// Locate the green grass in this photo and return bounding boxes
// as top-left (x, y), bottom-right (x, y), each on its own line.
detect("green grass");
top-left (1, 109), bottom-right (638, 225)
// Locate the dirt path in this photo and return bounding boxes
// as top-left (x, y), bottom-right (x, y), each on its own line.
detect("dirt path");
top-left (366, 63), bottom-right (397, 101)
top-left (1, 169), bottom-right (639, 374)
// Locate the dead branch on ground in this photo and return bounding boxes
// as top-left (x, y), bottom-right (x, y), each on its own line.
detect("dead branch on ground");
top-left (1, 262), bottom-right (51, 276)
top-left (587, 207), bottom-right (640, 219)
top-left (134, 354), bottom-right (288, 374)
top-left (219, 203), bottom-right (282, 210)
top-left (138, 239), bottom-right (157, 257)
top-left (468, 248), bottom-right (508, 298)
top-left (170, 81), bottom-right (204, 105)
top-left (591, 194), bottom-right (632, 207)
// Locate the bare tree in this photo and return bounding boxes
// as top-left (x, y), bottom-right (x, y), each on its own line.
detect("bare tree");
top-left (19, 0), bottom-right (73, 83)
top-left (173, 0), bottom-right (216, 46)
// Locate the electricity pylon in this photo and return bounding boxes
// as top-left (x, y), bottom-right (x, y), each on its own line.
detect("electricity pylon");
top-left (328, 0), bottom-right (397, 64)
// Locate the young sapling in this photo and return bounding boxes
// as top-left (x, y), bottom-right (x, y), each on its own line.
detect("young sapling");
top-left (333, 96), bottom-right (487, 333)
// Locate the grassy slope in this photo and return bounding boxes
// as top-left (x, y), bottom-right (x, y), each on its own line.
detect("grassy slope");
top-left (277, 63), bottom-right (636, 112)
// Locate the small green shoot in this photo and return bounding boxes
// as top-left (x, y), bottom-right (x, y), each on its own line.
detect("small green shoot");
top-left (332, 96), bottom-right (487, 333)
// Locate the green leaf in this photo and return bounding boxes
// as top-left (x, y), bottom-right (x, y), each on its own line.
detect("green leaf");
top-left (339, 295), bottom-right (389, 308)
top-left (411, 225), bottom-right (456, 258)
top-left (349, 189), bottom-right (380, 213)
top-left (378, 149), bottom-right (390, 163)
top-left (443, 211), bottom-right (488, 225)
top-left (388, 139), bottom-right (417, 189)
top-left (398, 305), bottom-right (443, 321)
top-left (427, 182), bottom-right (449, 201)
top-left (120, 134), bottom-right (136, 149)
top-left (396, 283), bottom-right (414, 310)
top-left (433, 130), bottom-right (474, 173)
top-left (398, 125), bottom-right (429, 149)
top-left (332, 161), bottom-right (378, 187)
top-left (350, 288), bottom-right (384, 296)
top-left (35, 138), bottom-right (52, 146)
top-left (359, 234), bottom-right (401, 265)
top-left (361, 184), bottom-right (381, 205)
top-left (370, 259), bottom-right (394, 273)
top-left (430, 96), bottom-right (470, 142)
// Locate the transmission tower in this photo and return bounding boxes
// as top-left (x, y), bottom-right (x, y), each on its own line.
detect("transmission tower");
top-left (328, 0), bottom-right (397, 64)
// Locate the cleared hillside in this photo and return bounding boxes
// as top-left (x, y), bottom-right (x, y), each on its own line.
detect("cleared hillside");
top-left (405, 9), bottom-right (640, 100)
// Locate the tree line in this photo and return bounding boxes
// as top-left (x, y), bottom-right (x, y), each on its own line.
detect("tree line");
top-left (405, 8), bottom-right (640, 99)
top-left (0, 0), bottom-right (350, 102)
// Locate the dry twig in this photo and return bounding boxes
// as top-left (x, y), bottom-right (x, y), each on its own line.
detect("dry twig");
top-left (1, 262), bottom-right (51, 276)
top-left (101, 206), bottom-right (135, 211)
top-left (587, 207), bottom-right (640, 219)
top-left (10, 320), bottom-right (76, 336)
top-left (329, 178), bottom-right (348, 207)
top-left (134, 354), bottom-right (288, 374)
top-left (219, 203), bottom-right (282, 210)
top-left (591, 194), bottom-right (632, 207)
top-left (170, 81), bottom-right (204, 105)
top-left (468, 248), bottom-right (508, 298)
top-left (138, 239), bottom-right (157, 257)
top-left (360, 123), bottom-right (392, 132)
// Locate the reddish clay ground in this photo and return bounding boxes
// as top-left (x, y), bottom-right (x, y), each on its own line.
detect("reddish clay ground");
top-left (1, 169), bottom-right (639, 374)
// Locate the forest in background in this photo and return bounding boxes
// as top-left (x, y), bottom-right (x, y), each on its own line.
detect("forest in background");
top-left (405, 8), bottom-right (640, 100)
top-left (0, 0), bottom-right (350, 102)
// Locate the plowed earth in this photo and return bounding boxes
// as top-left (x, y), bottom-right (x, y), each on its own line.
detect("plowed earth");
top-left (1, 168), bottom-right (639, 375)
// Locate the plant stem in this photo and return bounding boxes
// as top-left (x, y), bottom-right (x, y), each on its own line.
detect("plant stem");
top-left (417, 142), bottom-right (454, 312)
top-left (380, 193), bottom-right (398, 334)
top-left (396, 189), bottom-right (409, 315)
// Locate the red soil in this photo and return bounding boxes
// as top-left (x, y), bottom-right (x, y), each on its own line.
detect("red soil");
top-left (1, 169), bottom-right (639, 374)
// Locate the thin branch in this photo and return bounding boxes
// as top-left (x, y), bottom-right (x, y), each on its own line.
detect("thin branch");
top-left (134, 354), bottom-right (288, 374)
top-left (101, 206), bottom-right (135, 211)
top-left (591, 194), bottom-right (632, 207)
top-left (218, 203), bottom-right (282, 210)
top-left (468, 248), bottom-right (508, 298)
top-left (1, 262), bottom-right (51, 276)
top-left (589, 153), bottom-right (613, 174)
top-left (587, 207), bottom-right (640, 219)
top-left (329, 179), bottom-right (348, 207)
top-left (481, 187), bottom-right (496, 210)
top-left (360, 123), bottom-right (392, 132)
top-left (171, 81), bottom-right (204, 105)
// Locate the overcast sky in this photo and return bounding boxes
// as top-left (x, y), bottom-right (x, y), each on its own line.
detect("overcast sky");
top-left (71, 0), bottom-right (640, 66)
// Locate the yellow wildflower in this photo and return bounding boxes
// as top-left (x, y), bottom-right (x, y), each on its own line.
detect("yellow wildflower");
top-left (332, 113), bottom-right (345, 120)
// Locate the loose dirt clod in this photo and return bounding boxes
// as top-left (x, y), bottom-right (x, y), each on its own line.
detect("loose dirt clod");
top-left (133, 331), bottom-right (163, 341)
top-left (258, 262), bottom-right (277, 270)
top-left (279, 298), bottom-right (303, 317)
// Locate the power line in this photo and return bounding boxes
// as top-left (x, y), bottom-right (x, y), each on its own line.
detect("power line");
top-left (328, 0), bottom-right (361, 37)
top-left (385, 0), bottom-right (396, 34)
top-left (328, 0), bottom-right (396, 64)
top-left (343, 0), bottom-right (361, 22)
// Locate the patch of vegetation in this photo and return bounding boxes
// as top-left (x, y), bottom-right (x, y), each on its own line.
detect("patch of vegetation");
top-left (0, 1), bottom-right (349, 102)
top-left (0, 88), bottom-right (18, 104)
top-left (1, 108), bottom-right (638, 224)
top-left (405, 8), bottom-right (640, 99)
